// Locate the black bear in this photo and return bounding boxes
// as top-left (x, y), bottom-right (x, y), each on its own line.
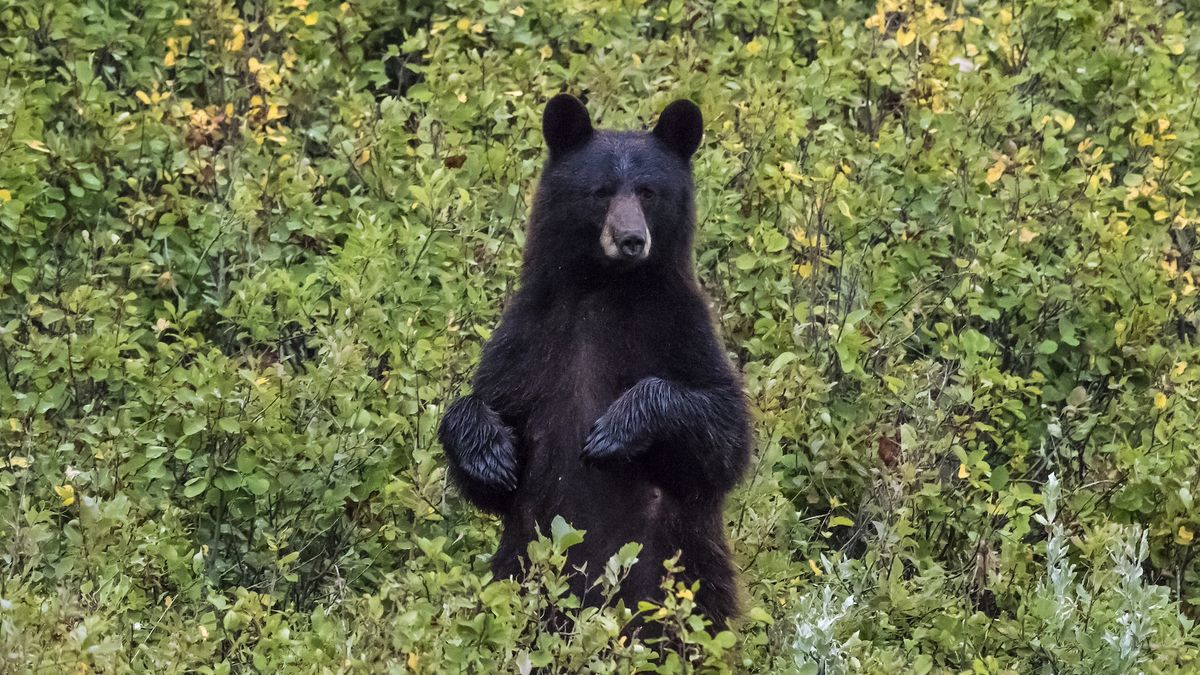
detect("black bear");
top-left (438, 94), bottom-right (751, 629)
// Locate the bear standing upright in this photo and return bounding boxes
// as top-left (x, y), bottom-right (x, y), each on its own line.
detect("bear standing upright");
top-left (438, 94), bottom-right (752, 628)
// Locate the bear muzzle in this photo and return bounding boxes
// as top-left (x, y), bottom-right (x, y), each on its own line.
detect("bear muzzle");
top-left (600, 193), bottom-right (651, 263)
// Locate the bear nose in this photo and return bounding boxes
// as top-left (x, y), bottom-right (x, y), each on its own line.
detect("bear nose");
top-left (617, 233), bottom-right (645, 258)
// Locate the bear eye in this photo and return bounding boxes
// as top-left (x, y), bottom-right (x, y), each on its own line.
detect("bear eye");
top-left (591, 186), bottom-right (615, 200)
top-left (636, 186), bottom-right (656, 201)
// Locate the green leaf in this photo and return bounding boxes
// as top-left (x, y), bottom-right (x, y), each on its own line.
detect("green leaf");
top-left (183, 477), bottom-right (207, 499)
top-left (245, 476), bottom-right (270, 495)
top-left (733, 253), bottom-right (758, 270)
top-left (182, 417), bottom-right (207, 437)
top-left (78, 173), bottom-right (103, 191)
top-left (549, 515), bottom-right (585, 551)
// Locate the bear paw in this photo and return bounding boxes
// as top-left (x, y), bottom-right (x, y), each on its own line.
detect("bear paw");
top-left (439, 397), bottom-right (519, 492)
top-left (580, 416), bottom-right (649, 465)
top-left (457, 427), bottom-right (519, 491)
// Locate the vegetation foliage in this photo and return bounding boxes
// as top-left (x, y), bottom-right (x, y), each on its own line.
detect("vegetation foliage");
top-left (1, 0), bottom-right (1199, 671)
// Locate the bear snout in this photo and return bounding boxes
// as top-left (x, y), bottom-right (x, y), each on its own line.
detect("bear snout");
top-left (616, 232), bottom-right (645, 257)
top-left (600, 193), bottom-right (651, 263)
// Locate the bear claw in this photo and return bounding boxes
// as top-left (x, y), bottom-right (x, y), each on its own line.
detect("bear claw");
top-left (580, 419), bottom-right (646, 465)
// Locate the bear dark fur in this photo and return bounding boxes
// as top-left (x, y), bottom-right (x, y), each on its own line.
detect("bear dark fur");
top-left (438, 94), bottom-right (752, 629)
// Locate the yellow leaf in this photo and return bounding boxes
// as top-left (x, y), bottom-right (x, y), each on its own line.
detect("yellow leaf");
top-left (1178, 526), bottom-right (1195, 545)
top-left (54, 484), bottom-right (76, 507)
top-left (198, 625), bottom-right (209, 639)
top-left (958, 463), bottom-right (969, 479)
top-left (986, 160), bottom-right (1006, 184)
top-left (135, 90), bottom-right (152, 105)
top-left (1136, 132), bottom-right (1154, 147)
top-left (1154, 210), bottom-right (1169, 222)
top-left (895, 27), bottom-right (916, 47)
top-left (1169, 42), bottom-right (1184, 56)
top-left (302, 12), bottom-right (319, 26)
top-left (538, 45), bottom-right (552, 59)
top-left (510, 6), bottom-right (524, 16)
top-left (1052, 111), bottom-right (1075, 133)
top-left (9, 456), bottom-right (29, 469)
top-left (248, 57), bottom-right (261, 73)
top-left (457, 92), bottom-right (468, 103)
top-left (946, 18), bottom-right (965, 32)
top-left (792, 262), bottom-right (813, 279)
top-left (456, 18), bottom-right (471, 31)
top-left (744, 39), bottom-right (763, 55)
top-left (355, 148), bottom-right (370, 166)
top-left (1018, 227), bottom-right (1039, 243)
top-left (175, 18), bottom-right (192, 26)
top-left (339, 2), bottom-right (349, 12)
top-left (676, 587), bottom-right (694, 601)
top-left (407, 653), bottom-right (419, 669)
top-left (164, 52), bottom-right (176, 67)
top-left (1157, 118), bottom-right (1170, 132)
top-left (790, 226), bottom-right (810, 246)
top-left (228, 29), bottom-right (245, 52)
top-left (1154, 392), bottom-right (1168, 410)
top-left (471, 22), bottom-right (484, 34)
top-left (1173, 361), bottom-right (1187, 377)
top-left (0, 189), bottom-right (11, 203)
top-left (291, 0), bottom-right (308, 8)
top-left (807, 559), bottom-right (822, 576)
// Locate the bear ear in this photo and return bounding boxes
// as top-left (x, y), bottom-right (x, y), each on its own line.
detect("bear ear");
top-left (652, 99), bottom-right (703, 159)
top-left (543, 94), bottom-right (593, 159)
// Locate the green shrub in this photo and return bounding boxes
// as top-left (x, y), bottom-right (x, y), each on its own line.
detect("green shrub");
top-left (1, 0), bottom-right (1199, 672)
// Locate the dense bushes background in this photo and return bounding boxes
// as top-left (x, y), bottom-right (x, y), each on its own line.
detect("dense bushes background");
top-left (2, 0), bottom-right (1200, 671)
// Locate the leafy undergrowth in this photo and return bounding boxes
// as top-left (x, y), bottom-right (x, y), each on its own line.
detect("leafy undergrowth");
top-left (2, 0), bottom-right (1200, 672)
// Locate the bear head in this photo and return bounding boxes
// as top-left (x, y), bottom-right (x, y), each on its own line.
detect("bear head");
top-left (523, 94), bottom-right (704, 282)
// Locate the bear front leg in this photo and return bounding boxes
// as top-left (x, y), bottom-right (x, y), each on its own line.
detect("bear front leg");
top-left (580, 377), bottom-right (750, 494)
top-left (438, 395), bottom-right (519, 514)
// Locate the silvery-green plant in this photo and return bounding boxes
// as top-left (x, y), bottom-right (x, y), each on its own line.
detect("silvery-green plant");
top-left (1101, 527), bottom-right (1169, 673)
top-left (1033, 473), bottom-right (1094, 652)
top-left (791, 555), bottom-right (858, 675)
top-left (1028, 474), bottom-right (1190, 674)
